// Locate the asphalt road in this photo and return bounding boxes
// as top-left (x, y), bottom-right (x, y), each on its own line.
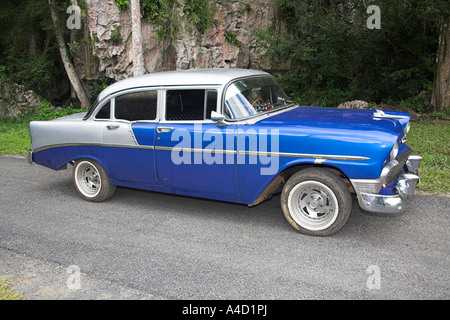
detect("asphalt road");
top-left (0, 156), bottom-right (448, 300)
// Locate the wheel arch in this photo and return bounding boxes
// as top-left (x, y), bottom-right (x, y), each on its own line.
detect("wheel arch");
top-left (66, 155), bottom-right (111, 176)
top-left (249, 163), bottom-right (355, 207)
top-left (32, 145), bottom-right (110, 175)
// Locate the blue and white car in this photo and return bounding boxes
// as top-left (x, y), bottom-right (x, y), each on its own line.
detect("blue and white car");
top-left (28, 69), bottom-right (422, 236)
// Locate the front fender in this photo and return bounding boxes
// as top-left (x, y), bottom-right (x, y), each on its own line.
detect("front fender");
top-left (236, 122), bottom-right (397, 204)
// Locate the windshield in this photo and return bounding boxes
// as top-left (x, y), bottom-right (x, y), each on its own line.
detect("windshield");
top-left (224, 76), bottom-right (293, 119)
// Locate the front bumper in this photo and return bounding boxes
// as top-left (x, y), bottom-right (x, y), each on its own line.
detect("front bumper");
top-left (355, 154), bottom-right (422, 214)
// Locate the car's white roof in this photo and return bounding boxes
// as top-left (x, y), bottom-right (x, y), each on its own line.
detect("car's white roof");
top-left (97, 68), bottom-right (270, 102)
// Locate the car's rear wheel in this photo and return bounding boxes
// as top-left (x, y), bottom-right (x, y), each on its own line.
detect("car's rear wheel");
top-left (73, 159), bottom-right (116, 202)
top-left (281, 168), bottom-right (352, 236)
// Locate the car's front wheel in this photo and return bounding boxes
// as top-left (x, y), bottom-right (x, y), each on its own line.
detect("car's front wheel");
top-left (281, 168), bottom-right (352, 236)
top-left (73, 159), bottom-right (116, 202)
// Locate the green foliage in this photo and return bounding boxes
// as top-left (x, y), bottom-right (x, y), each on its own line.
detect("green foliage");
top-left (141, 0), bottom-right (214, 40)
top-left (0, 281), bottom-right (22, 300)
top-left (182, 0), bottom-right (214, 34)
top-left (90, 74), bottom-right (115, 100)
top-left (224, 30), bottom-right (242, 48)
top-left (0, 65), bottom-right (8, 83)
top-left (0, 0), bottom-right (69, 102)
top-left (115, 0), bottom-right (213, 39)
top-left (420, 107), bottom-right (450, 121)
top-left (29, 100), bottom-right (85, 121)
top-left (4, 53), bottom-right (59, 99)
top-left (142, 0), bottom-right (178, 40)
top-left (0, 101), bottom-right (85, 155)
top-left (260, 0), bottom-right (444, 108)
top-left (398, 94), bottom-right (429, 114)
top-left (0, 117), bottom-right (31, 155)
top-left (407, 120), bottom-right (450, 193)
top-left (114, 0), bottom-right (130, 10)
top-left (110, 27), bottom-right (122, 44)
top-left (240, 1), bottom-right (252, 12)
top-left (67, 40), bottom-right (79, 54)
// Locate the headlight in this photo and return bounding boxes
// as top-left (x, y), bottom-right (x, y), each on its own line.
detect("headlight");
top-left (404, 122), bottom-right (411, 134)
top-left (390, 142), bottom-right (399, 161)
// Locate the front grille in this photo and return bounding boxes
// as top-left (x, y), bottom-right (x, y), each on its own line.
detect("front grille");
top-left (384, 148), bottom-right (413, 186)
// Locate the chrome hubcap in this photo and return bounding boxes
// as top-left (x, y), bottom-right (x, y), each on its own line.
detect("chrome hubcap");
top-left (288, 181), bottom-right (338, 231)
top-left (75, 161), bottom-right (101, 197)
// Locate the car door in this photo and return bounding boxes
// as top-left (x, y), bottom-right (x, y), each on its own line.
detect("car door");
top-left (97, 89), bottom-right (159, 185)
top-left (154, 87), bottom-right (240, 202)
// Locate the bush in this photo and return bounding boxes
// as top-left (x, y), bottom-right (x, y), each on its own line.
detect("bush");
top-left (259, 0), bottom-right (442, 108)
top-left (29, 101), bottom-right (85, 121)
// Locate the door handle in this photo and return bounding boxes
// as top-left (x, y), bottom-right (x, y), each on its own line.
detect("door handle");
top-left (106, 125), bottom-right (120, 130)
top-left (157, 127), bottom-right (174, 133)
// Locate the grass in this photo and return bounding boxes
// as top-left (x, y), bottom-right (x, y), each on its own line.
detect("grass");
top-left (407, 119), bottom-right (449, 194)
top-left (0, 102), bottom-right (84, 156)
top-left (0, 117), bottom-right (30, 155)
top-left (0, 114), bottom-right (448, 194)
top-left (0, 280), bottom-right (22, 300)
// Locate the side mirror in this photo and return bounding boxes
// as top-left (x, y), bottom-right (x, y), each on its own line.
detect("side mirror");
top-left (211, 111), bottom-right (229, 127)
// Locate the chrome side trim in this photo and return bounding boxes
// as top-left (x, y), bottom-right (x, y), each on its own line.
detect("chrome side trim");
top-left (274, 152), bottom-right (369, 161)
top-left (33, 143), bottom-right (155, 153)
top-left (155, 147), bottom-right (370, 161)
top-left (237, 150), bottom-right (369, 161)
top-left (155, 146), bottom-right (237, 155)
top-left (34, 143), bottom-right (371, 162)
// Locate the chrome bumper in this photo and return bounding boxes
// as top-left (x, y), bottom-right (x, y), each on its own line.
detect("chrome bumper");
top-left (27, 149), bottom-right (33, 165)
top-left (356, 155), bottom-right (422, 214)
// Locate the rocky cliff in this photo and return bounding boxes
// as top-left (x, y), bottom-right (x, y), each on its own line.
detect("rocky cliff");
top-left (80, 0), bottom-right (286, 82)
top-left (0, 82), bottom-right (43, 117)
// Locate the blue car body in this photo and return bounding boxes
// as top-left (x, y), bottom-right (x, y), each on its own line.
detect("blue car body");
top-left (28, 69), bottom-right (422, 235)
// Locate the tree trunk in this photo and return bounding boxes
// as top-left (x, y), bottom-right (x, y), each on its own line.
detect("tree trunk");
top-left (69, 0), bottom-right (79, 99)
top-left (130, 0), bottom-right (146, 76)
top-left (431, 13), bottom-right (450, 111)
top-left (48, 0), bottom-right (90, 109)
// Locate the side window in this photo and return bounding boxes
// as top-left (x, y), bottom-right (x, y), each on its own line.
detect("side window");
top-left (95, 101), bottom-right (110, 120)
top-left (205, 90), bottom-right (217, 120)
top-left (115, 90), bottom-right (157, 121)
top-left (166, 89), bottom-right (217, 121)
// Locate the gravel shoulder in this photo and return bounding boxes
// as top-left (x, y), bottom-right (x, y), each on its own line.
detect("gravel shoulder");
top-left (0, 247), bottom-right (164, 300)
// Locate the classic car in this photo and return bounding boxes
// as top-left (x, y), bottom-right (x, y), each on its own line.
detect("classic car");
top-left (28, 69), bottom-right (422, 236)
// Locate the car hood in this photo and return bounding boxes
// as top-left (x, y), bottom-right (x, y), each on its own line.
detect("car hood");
top-left (259, 106), bottom-right (409, 135)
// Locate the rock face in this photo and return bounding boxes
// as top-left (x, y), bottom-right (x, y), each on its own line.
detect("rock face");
top-left (337, 100), bottom-right (369, 109)
top-left (0, 82), bottom-right (44, 117)
top-left (83, 0), bottom-right (285, 81)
